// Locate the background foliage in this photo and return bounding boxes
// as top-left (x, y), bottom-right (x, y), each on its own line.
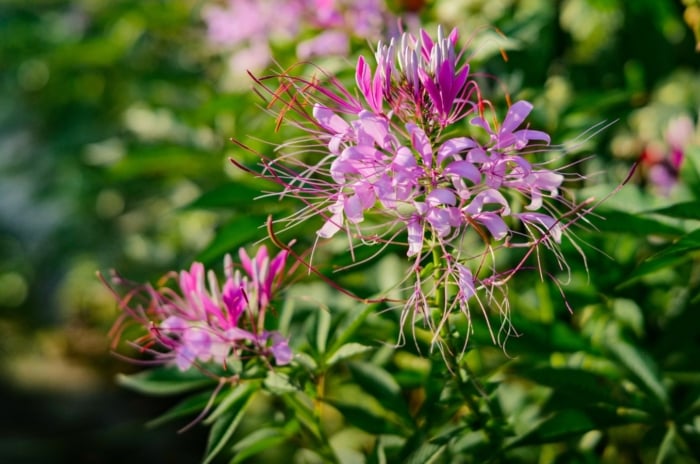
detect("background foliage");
top-left (1, 0), bottom-right (699, 463)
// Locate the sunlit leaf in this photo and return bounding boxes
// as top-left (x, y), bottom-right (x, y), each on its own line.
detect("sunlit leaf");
top-left (314, 308), bottom-right (332, 356)
top-left (263, 371), bottom-right (299, 394)
top-left (326, 342), bottom-right (374, 366)
top-left (230, 427), bottom-right (290, 464)
top-left (404, 442), bottom-right (446, 464)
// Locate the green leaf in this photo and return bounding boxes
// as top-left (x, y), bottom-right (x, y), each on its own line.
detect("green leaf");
top-left (283, 393), bottom-right (322, 441)
top-left (519, 366), bottom-right (626, 407)
top-left (506, 409), bottom-right (596, 448)
top-left (327, 303), bottom-right (377, 355)
top-left (647, 201), bottom-right (700, 221)
top-left (348, 362), bottom-right (413, 425)
top-left (116, 367), bottom-right (214, 396)
top-left (326, 342), bottom-right (374, 366)
top-left (404, 443), bottom-right (446, 464)
top-left (185, 181), bottom-right (267, 210)
top-left (204, 382), bottom-right (258, 425)
top-left (263, 371), bottom-right (299, 394)
top-left (680, 146), bottom-right (700, 200)
top-left (202, 388), bottom-right (255, 464)
top-left (327, 398), bottom-right (402, 435)
top-left (230, 427), bottom-right (289, 464)
top-left (648, 229), bottom-right (700, 259)
top-left (196, 215), bottom-right (266, 264)
top-left (314, 308), bottom-right (332, 356)
top-left (620, 229), bottom-right (700, 285)
top-left (146, 389), bottom-right (215, 428)
top-left (607, 339), bottom-right (668, 409)
top-left (655, 424), bottom-right (676, 464)
top-left (587, 209), bottom-right (684, 236)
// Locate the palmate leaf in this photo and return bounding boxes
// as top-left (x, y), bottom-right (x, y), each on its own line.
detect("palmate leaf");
top-left (116, 366), bottom-right (215, 396)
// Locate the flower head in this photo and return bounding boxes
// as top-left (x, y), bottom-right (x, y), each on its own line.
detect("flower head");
top-left (106, 246), bottom-right (291, 372)
top-left (246, 26), bottom-right (593, 349)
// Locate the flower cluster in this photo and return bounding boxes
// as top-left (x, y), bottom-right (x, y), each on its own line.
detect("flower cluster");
top-left (106, 246), bottom-right (291, 372)
top-left (253, 26), bottom-right (586, 345)
top-left (203, 0), bottom-right (392, 80)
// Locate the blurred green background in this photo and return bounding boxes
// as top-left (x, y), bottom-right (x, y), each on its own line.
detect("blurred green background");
top-left (1, 0), bottom-right (699, 462)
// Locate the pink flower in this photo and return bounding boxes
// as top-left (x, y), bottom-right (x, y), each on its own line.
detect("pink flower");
top-left (202, 0), bottom-right (394, 80)
top-left (107, 246), bottom-right (292, 372)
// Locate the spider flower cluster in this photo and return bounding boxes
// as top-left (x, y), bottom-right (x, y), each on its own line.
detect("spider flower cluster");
top-left (253, 26), bottom-right (589, 346)
top-left (106, 246), bottom-right (291, 372)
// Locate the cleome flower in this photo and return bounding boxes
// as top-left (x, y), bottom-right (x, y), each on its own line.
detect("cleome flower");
top-left (246, 26), bottom-right (593, 349)
top-left (104, 246), bottom-right (292, 373)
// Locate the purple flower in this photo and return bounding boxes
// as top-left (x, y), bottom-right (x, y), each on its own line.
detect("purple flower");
top-left (471, 101), bottom-right (551, 151)
top-left (248, 26), bottom-right (594, 349)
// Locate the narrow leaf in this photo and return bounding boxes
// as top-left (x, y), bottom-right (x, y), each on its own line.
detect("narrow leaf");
top-left (326, 342), bottom-right (373, 366)
top-left (656, 424), bottom-right (677, 464)
top-left (348, 362), bottom-right (413, 424)
top-left (327, 303), bottom-right (377, 355)
top-left (315, 308), bottom-right (332, 356)
top-left (587, 209), bottom-right (683, 236)
top-left (607, 339), bottom-right (668, 409)
top-left (507, 409), bottom-right (596, 448)
top-left (146, 389), bottom-right (215, 428)
top-left (647, 201), bottom-right (700, 221)
top-left (116, 367), bottom-right (214, 396)
top-left (230, 427), bottom-right (289, 464)
top-left (202, 388), bottom-right (255, 464)
top-left (204, 382), bottom-right (257, 425)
